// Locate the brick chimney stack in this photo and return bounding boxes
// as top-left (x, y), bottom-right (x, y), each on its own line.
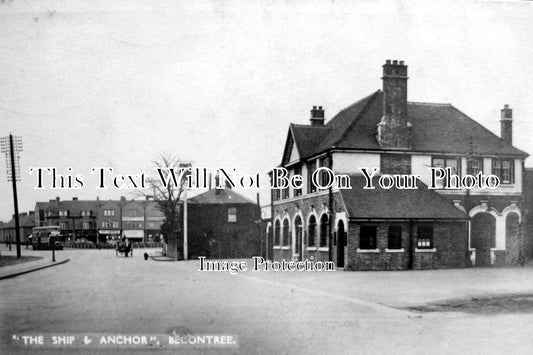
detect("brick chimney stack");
top-left (377, 60), bottom-right (411, 149)
top-left (310, 106), bottom-right (325, 126)
top-left (500, 104), bottom-right (513, 145)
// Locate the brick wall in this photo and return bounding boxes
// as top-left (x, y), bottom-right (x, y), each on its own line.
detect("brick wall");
top-left (380, 154), bottom-right (411, 174)
top-left (272, 191), bottom-right (344, 262)
top-left (346, 220), bottom-right (468, 271)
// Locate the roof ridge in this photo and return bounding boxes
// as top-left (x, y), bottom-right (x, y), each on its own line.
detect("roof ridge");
top-left (448, 104), bottom-right (529, 157)
top-left (408, 101), bottom-right (451, 106)
top-left (327, 90), bottom-right (381, 127)
top-left (331, 91), bottom-right (380, 147)
top-left (290, 123), bottom-right (331, 129)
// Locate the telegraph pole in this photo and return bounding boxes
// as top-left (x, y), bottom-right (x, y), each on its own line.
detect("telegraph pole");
top-left (1, 134), bottom-right (23, 258)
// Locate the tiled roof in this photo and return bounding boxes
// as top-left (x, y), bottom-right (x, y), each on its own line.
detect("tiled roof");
top-left (339, 176), bottom-right (469, 220)
top-left (189, 189), bottom-right (255, 205)
top-left (289, 90), bottom-right (527, 160)
top-left (2, 213), bottom-right (36, 229)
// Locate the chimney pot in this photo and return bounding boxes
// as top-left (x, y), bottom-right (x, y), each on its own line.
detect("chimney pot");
top-left (386, 59), bottom-right (391, 64)
top-left (378, 59), bottom-right (410, 149)
top-left (310, 105), bottom-right (325, 126)
top-left (500, 104), bottom-right (513, 144)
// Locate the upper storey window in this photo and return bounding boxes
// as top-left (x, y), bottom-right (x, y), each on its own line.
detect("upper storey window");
top-left (492, 159), bottom-right (514, 184)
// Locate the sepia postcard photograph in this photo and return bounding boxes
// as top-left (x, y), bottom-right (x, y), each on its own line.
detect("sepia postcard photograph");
top-left (1, 0), bottom-right (533, 354)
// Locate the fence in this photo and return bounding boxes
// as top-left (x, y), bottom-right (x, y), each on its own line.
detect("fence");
top-left (64, 241), bottom-right (165, 249)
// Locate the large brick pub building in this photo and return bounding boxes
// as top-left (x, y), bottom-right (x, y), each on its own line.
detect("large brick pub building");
top-left (269, 60), bottom-right (529, 270)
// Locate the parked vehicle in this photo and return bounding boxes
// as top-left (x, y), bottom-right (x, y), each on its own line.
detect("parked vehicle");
top-left (31, 226), bottom-right (64, 250)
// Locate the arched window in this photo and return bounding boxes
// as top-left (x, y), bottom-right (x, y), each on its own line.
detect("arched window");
top-left (274, 220), bottom-right (281, 245)
top-left (320, 214), bottom-right (329, 247)
top-left (308, 215), bottom-right (316, 247)
top-left (282, 219), bottom-right (290, 246)
top-left (294, 216), bottom-right (302, 255)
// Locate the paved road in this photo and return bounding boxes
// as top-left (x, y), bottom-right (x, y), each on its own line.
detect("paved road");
top-left (1, 248), bottom-right (532, 354)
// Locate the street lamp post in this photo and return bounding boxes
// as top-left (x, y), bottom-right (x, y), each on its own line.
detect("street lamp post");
top-left (51, 236), bottom-right (56, 262)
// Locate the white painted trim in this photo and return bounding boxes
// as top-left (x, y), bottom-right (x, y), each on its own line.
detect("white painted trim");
top-left (273, 246), bottom-right (282, 249)
top-left (385, 248), bottom-right (405, 253)
top-left (306, 247), bottom-right (318, 251)
top-left (318, 247), bottom-right (329, 252)
top-left (357, 248), bottom-right (380, 253)
top-left (272, 190), bottom-right (329, 205)
top-left (415, 248), bottom-right (436, 253)
top-left (281, 246), bottom-right (290, 250)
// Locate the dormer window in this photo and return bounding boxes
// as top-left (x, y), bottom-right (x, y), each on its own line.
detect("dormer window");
top-left (432, 157), bottom-right (460, 176)
top-left (467, 158), bottom-right (483, 175)
top-left (58, 210), bottom-right (68, 217)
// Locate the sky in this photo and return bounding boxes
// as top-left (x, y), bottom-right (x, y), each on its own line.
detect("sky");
top-left (1, 0), bottom-right (533, 222)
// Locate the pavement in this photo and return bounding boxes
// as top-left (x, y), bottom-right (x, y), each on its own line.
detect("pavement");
top-left (1, 247), bottom-right (533, 354)
top-left (0, 246), bottom-right (69, 280)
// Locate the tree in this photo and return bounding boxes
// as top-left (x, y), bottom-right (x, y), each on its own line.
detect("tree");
top-left (145, 152), bottom-right (190, 259)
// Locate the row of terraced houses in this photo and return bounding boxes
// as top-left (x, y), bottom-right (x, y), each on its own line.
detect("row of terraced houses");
top-left (34, 196), bottom-right (165, 244)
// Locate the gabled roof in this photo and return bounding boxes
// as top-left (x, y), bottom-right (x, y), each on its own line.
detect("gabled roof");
top-left (189, 189), bottom-right (255, 205)
top-left (339, 176), bottom-right (469, 220)
top-left (286, 90), bottom-right (527, 161)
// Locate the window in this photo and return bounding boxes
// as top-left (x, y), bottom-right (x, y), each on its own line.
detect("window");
top-left (307, 161), bottom-right (317, 193)
top-left (294, 216), bottom-right (302, 254)
top-left (81, 210), bottom-right (92, 216)
top-left (467, 158), bottom-right (483, 176)
top-left (318, 157), bottom-right (329, 189)
top-left (492, 159), bottom-right (514, 184)
top-left (274, 220), bottom-right (281, 245)
top-left (432, 157), bottom-right (460, 175)
top-left (387, 226), bottom-right (402, 250)
top-left (294, 165), bottom-right (302, 197)
top-left (46, 211), bottom-right (52, 217)
top-left (112, 221), bottom-right (119, 228)
top-left (104, 209), bottom-right (115, 217)
top-left (282, 185), bottom-right (290, 200)
top-left (319, 214), bottom-right (329, 247)
top-left (282, 219), bottom-right (290, 246)
top-left (127, 210), bottom-right (138, 217)
top-left (273, 189), bottom-right (281, 202)
top-left (82, 222), bottom-right (91, 229)
top-left (360, 226), bottom-right (377, 249)
top-left (101, 221), bottom-right (109, 228)
top-left (417, 225), bottom-right (434, 249)
top-left (307, 215), bottom-right (316, 247)
top-left (58, 210), bottom-right (68, 217)
top-left (59, 222), bottom-right (68, 229)
top-left (228, 207), bottom-right (237, 222)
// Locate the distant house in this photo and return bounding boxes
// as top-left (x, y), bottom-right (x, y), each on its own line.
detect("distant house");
top-left (0, 211), bottom-right (36, 245)
top-left (36, 197), bottom-right (98, 242)
top-left (97, 200), bottom-right (122, 243)
top-left (34, 196), bottom-right (165, 244)
top-left (270, 60), bottom-right (529, 270)
top-left (183, 188), bottom-right (261, 259)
